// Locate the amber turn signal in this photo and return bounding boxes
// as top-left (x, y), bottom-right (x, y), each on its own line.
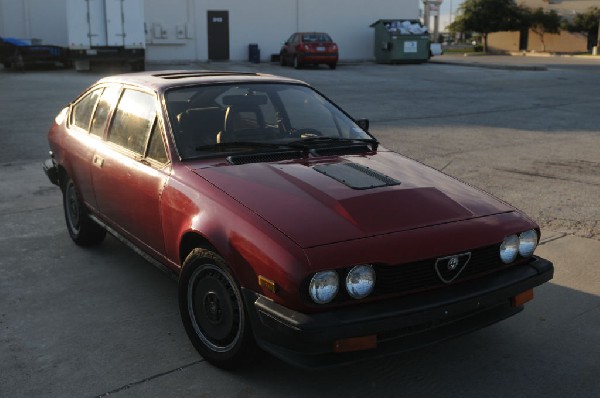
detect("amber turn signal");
top-left (511, 289), bottom-right (534, 307)
top-left (333, 335), bottom-right (377, 353)
top-left (258, 275), bottom-right (277, 293)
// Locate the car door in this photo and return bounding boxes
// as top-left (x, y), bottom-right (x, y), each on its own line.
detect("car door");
top-left (63, 87), bottom-right (104, 209)
top-left (91, 87), bottom-right (170, 257)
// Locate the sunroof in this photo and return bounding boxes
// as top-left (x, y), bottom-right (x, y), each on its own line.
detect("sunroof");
top-left (153, 71), bottom-right (259, 79)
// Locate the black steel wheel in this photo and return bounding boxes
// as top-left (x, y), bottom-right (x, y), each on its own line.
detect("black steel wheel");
top-left (62, 177), bottom-right (106, 245)
top-left (179, 248), bottom-right (254, 369)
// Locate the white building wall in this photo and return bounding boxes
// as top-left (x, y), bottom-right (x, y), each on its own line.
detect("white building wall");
top-left (1, 0), bottom-right (419, 61)
top-left (145, 0), bottom-right (419, 62)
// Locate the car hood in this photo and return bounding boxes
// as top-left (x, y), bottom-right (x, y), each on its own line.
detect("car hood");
top-left (192, 151), bottom-right (514, 248)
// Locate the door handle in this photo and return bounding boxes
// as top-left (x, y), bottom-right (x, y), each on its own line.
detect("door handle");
top-left (93, 155), bottom-right (104, 168)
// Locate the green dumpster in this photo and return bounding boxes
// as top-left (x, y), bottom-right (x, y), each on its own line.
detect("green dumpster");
top-left (370, 19), bottom-right (430, 64)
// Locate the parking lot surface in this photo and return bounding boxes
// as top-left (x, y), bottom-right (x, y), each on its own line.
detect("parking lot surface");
top-left (1, 56), bottom-right (599, 397)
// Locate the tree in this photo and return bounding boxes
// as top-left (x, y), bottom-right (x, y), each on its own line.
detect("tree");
top-left (526, 8), bottom-right (562, 52)
top-left (564, 7), bottom-right (600, 50)
top-left (448, 0), bottom-right (525, 52)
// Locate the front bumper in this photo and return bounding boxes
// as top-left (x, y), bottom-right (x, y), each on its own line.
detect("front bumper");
top-left (243, 256), bottom-right (553, 368)
top-left (43, 157), bottom-right (60, 186)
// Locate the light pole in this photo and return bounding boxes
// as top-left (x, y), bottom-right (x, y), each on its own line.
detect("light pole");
top-left (423, 0), bottom-right (430, 32)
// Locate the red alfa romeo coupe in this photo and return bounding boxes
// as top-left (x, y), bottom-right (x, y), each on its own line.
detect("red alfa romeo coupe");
top-left (44, 70), bottom-right (553, 369)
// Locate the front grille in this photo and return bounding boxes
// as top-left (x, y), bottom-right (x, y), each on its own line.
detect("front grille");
top-left (374, 244), bottom-right (520, 296)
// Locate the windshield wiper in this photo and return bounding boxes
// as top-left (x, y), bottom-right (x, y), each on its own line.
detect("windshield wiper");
top-left (195, 141), bottom-right (297, 151)
top-left (288, 136), bottom-right (379, 148)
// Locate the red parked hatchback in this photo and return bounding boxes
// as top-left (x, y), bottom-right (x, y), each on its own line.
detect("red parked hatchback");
top-left (280, 32), bottom-right (339, 69)
top-left (44, 70), bottom-right (553, 369)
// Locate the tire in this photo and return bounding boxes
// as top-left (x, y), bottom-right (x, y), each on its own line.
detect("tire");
top-left (279, 52), bottom-right (286, 66)
top-left (179, 248), bottom-right (254, 369)
top-left (131, 61), bottom-right (145, 71)
top-left (62, 177), bottom-right (106, 246)
top-left (329, 63), bottom-right (337, 70)
top-left (293, 55), bottom-right (300, 69)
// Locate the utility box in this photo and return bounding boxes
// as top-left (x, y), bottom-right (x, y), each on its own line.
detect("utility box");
top-left (66, 0), bottom-right (145, 71)
top-left (370, 19), bottom-right (430, 64)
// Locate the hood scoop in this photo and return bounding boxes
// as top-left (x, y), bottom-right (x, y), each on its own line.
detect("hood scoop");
top-left (313, 162), bottom-right (400, 190)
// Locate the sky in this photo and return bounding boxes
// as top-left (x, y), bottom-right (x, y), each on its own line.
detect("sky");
top-left (419, 0), bottom-right (465, 31)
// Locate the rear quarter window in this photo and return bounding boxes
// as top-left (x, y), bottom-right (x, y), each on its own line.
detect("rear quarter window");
top-left (71, 88), bottom-right (102, 130)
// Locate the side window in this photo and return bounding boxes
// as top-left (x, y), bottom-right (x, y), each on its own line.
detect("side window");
top-left (146, 122), bottom-right (169, 164)
top-left (90, 85), bottom-right (121, 137)
top-left (71, 89), bottom-right (102, 131)
top-left (108, 89), bottom-right (157, 154)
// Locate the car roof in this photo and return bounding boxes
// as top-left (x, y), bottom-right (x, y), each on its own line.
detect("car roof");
top-left (96, 70), bottom-right (306, 92)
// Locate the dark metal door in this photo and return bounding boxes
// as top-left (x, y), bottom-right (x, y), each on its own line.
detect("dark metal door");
top-left (519, 29), bottom-right (529, 51)
top-left (207, 11), bottom-right (229, 60)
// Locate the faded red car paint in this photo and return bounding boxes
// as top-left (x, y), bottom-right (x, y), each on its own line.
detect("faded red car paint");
top-left (44, 71), bottom-right (553, 369)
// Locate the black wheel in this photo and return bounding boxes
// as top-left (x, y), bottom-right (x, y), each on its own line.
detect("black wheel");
top-left (329, 63), bottom-right (337, 70)
top-left (62, 177), bottom-right (106, 245)
top-left (131, 61), bottom-right (145, 71)
top-left (179, 249), bottom-right (254, 369)
top-left (293, 55), bottom-right (300, 69)
top-left (279, 52), bottom-right (286, 66)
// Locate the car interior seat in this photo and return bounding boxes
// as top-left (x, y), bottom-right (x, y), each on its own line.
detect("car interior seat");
top-left (177, 107), bottom-right (225, 157)
top-left (217, 103), bottom-right (266, 143)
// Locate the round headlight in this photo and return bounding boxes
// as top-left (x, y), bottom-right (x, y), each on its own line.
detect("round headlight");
top-left (519, 230), bottom-right (538, 257)
top-left (500, 235), bottom-right (519, 264)
top-left (309, 271), bottom-right (339, 304)
top-left (346, 265), bottom-right (376, 299)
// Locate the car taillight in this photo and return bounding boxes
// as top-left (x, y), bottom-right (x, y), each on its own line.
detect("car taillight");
top-left (303, 44), bottom-right (310, 51)
top-left (332, 44), bottom-right (338, 51)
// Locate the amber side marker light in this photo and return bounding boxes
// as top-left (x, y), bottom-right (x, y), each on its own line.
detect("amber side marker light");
top-left (258, 275), bottom-right (277, 293)
top-left (511, 289), bottom-right (534, 307)
top-left (333, 335), bottom-right (377, 353)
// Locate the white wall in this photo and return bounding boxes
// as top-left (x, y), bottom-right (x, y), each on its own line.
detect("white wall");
top-left (145, 0), bottom-right (419, 62)
top-left (1, 0), bottom-right (419, 61)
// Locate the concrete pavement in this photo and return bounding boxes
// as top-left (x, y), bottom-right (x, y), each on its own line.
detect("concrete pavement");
top-left (1, 57), bottom-right (599, 396)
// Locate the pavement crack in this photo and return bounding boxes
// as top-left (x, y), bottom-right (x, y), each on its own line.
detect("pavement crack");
top-left (495, 167), bottom-right (600, 187)
top-left (539, 233), bottom-right (567, 245)
top-left (93, 360), bottom-right (204, 397)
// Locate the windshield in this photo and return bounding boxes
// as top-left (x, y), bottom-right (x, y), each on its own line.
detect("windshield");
top-left (164, 83), bottom-right (372, 160)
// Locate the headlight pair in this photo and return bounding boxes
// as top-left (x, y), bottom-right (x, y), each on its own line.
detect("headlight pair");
top-left (309, 265), bottom-right (375, 304)
top-left (500, 229), bottom-right (538, 264)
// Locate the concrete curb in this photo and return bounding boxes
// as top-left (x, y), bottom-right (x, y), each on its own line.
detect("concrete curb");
top-left (429, 59), bottom-right (547, 71)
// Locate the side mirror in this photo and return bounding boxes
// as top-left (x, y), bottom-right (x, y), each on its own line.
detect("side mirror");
top-left (356, 118), bottom-right (369, 132)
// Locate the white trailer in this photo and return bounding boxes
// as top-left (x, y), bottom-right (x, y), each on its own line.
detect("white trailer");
top-left (66, 0), bottom-right (145, 71)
